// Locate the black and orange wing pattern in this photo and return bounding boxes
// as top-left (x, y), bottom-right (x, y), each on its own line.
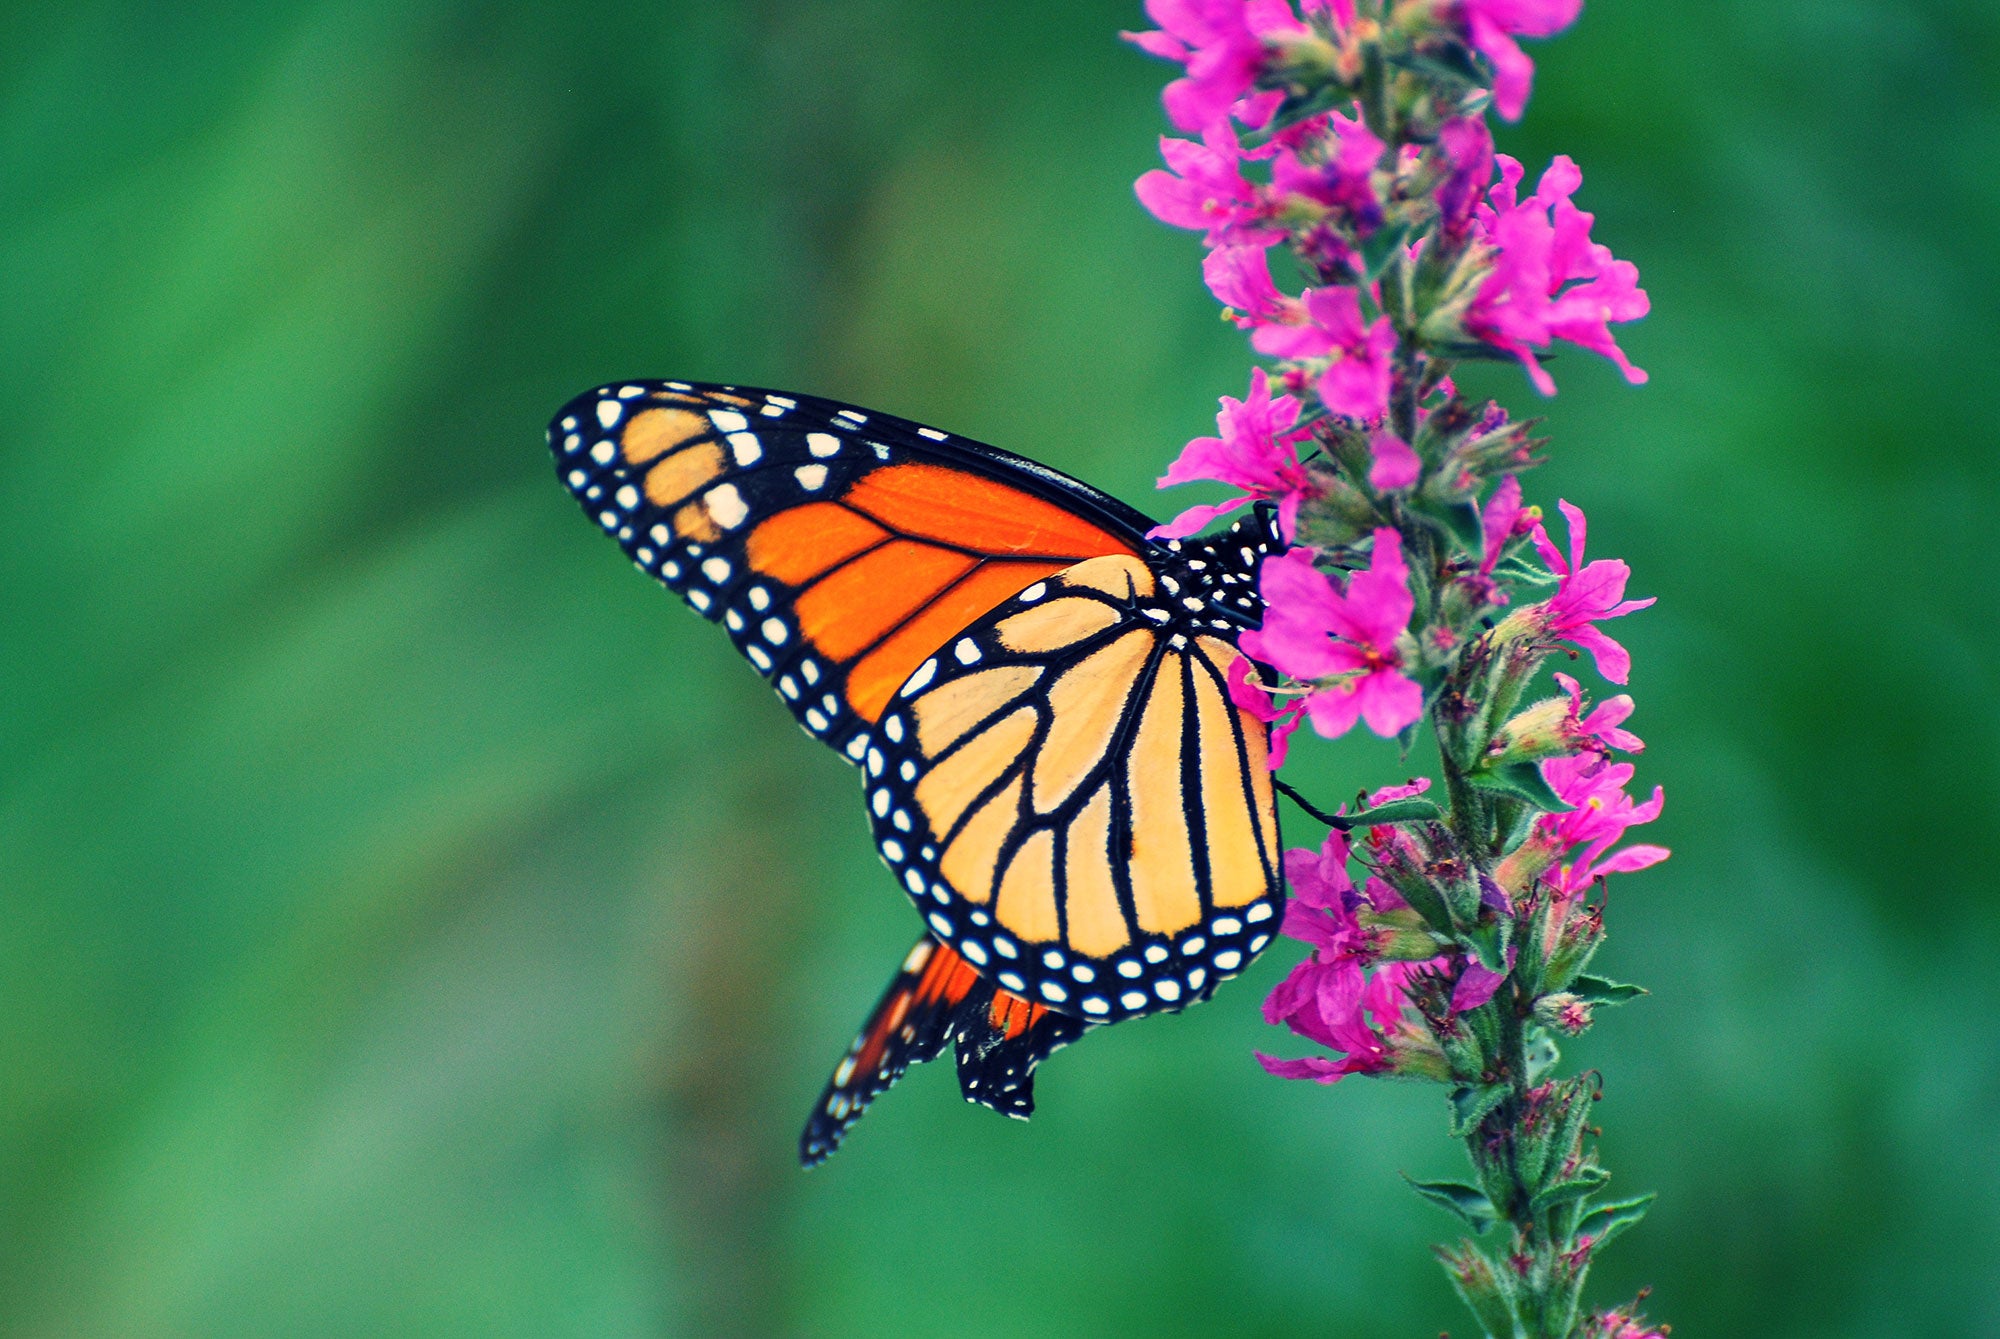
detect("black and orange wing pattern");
top-left (549, 380), bottom-right (1152, 761)
top-left (860, 542), bottom-right (1284, 1023)
top-left (550, 379), bottom-right (1284, 1163)
top-left (800, 933), bottom-right (1088, 1165)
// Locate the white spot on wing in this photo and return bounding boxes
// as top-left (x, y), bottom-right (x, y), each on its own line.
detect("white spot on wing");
top-left (917, 427), bottom-right (947, 441)
top-left (590, 440), bottom-right (616, 464)
top-left (709, 410), bottom-right (749, 433)
top-left (795, 464), bottom-right (828, 490)
top-left (728, 432), bottom-right (761, 465)
top-left (596, 400), bottom-right (622, 428)
top-left (704, 483), bottom-right (749, 529)
top-left (899, 660), bottom-right (938, 697)
top-left (807, 433), bottom-right (841, 457)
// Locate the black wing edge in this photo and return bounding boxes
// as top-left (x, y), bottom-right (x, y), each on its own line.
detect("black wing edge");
top-left (549, 378), bottom-right (1161, 548)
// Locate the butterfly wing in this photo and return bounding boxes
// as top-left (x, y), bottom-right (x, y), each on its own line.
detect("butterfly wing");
top-left (800, 933), bottom-right (1089, 1165)
top-left (550, 381), bottom-right (1153, 762)
top-left (859, 553), bottom-right (1284, 1022)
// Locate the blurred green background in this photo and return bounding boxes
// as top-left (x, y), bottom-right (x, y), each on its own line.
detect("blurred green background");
top-left (4, 2), bottom-right (1996, 1335)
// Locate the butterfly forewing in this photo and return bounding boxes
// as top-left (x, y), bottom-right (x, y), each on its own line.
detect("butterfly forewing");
top-left (549, 381), bottom-right (1150, 762)
top-left (859, 553), bottom-right (1283, 1022)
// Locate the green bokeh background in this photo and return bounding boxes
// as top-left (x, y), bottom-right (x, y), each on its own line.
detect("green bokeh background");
top-left (5, 3), bottom-right (1996, 1335)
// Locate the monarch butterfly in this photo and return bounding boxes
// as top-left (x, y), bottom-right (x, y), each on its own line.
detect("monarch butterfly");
top-left (550, 380), bottom-right (1285, 1164)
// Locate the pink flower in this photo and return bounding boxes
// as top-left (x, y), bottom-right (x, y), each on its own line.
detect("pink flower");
top-left (1584, 1307), bottom-right (1669, 1339)
top-left (1258, 957), bottom-right (1424, 1082)
top-left (1136, 126), bottom-right (1286, 247)
top-left (1204, 246), bottom-right (1398, 422)
top-left (1123, 0), bottom-right (1309, 132)
top-left (1203, 243), bottom-right (1301, 324)
top-left (1455, 0), bottom-right (1583, 121)
top-left (1269, 107), bottom-right (1385, 232)
top-left (1228, 657), bottom-right (1307, 768)
top-left (1153, 367), bottom-right (1317, 540)
top-left (1436, 115), bottom-right (1495, 237)
top-left (1478, 473), bottom-right (1526, 574)
top-left (1529, 500), bottom-right (1654, 684)
top-left (1468, 154), bottom-right (1649, 394)
top-left (1535, 752), bottom-right (1667, 896)
top-left (1553, 671), bottom-right (1644, 753)
top-left (1368, 428), bottom-right (1420, 490)
top-left (1450, 958), bottom-right (1509, 1014)
top-left (1240, 531), bottom-right (1423, 739)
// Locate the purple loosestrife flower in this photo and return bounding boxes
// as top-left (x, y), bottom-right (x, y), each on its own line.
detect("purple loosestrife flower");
top-left (1529, 500), bottom-right (1655, 684)
top-left (1469, 155), bottom-right (1649, 394)
top-left (1451, 0), bottom-right (1583, 120)
top-left (1536, 752), bottom-right (1668, 897)
top-left (1135, 126), bottom-right (1286, 247)
top-left (1123, 0), bottom-right (1310, 132)
top-left (1268, 107), bottom-right (1386, 234)
top-left (1554, 671), bottom-right (1644, 754)
top-left (1436, 115), bottom-right (1496, 239)
top-left (1368, 428), bottom-right (1420, 491)
top-left (1227, 657), bottom-right (1308, 768)
top-left (1204, 246), bottom-right (1398, 421)
top-left (1240, 532), bottom-right (1424, 739)
top-left (1154, 367), bottom-right (1316, 540)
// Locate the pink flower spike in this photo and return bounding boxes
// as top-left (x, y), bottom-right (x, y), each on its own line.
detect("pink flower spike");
top-left (1529, 500), bottom-right (1655, 684)
top-left (1368, 428), bottom-right (1420, 491)
top-left (1154, 367), bottom-right (1316, 540)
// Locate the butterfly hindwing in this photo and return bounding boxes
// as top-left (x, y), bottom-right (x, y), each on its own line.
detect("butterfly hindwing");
top-left (800, 933), bottom-right (1090, 1165)
top-left (858, 547), bottom-right (1285, 1025)
top-left (550, 381), bottom-right (1151, 763)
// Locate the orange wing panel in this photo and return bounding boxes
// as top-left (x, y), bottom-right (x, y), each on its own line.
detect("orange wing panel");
top-left (794, 541), bottom-right (978, 661)
top-left (746, 503), bottom-right (891, 585)
top-left (845, 559), bottom-right (1071, 722)
top-left (844, 464), bottom-right (1137, 558)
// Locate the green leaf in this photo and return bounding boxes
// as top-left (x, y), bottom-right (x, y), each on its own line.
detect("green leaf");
top-left (1577, 1194), bottom-right (1655, 1249)
top-left (1412, 494), bottom-right (1484, 550)
top-left (1348, 796), bottom-right (1443, 826)
top-left (1406, 1177), bottom-right (1498, 1232)
top-left (1358, 219), bottom-right (1414, 285)
top-left (1531, 1165), bottom-right (1610, 1214)
top-left (1571, 974), bottom-right (1649, 1005)
top-left (1466, 761), bottom-right (1571, 811)
top-left (1448, 1083), bottom-right (1511, 1138)
top-left (1434, 1241), bottom-right (1518, 1337)
top-left (1386, 40), bottom-right (1486, 88)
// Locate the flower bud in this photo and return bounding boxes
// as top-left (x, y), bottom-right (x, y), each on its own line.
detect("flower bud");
top-left (1483, 693), bottom-right (1575, 767)
top-left (1534, 992), bottom-right (1594, 1035)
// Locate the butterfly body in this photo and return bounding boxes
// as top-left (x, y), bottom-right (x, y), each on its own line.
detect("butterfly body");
top-left (549, 380), bottom-right (1282, 1163)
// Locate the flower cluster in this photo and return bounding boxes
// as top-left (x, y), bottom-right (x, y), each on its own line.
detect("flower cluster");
top-left (1131, 2), bottom-right (1667, 1334)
